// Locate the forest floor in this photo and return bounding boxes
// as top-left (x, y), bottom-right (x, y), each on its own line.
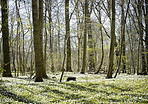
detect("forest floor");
top-left (0, 72), bottom-right (148, 104)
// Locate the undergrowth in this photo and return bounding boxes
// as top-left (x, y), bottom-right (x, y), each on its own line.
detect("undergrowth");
top-left (0, 73), bottom-right (148, 104)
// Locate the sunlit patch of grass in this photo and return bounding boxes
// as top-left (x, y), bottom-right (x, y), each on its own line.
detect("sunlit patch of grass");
top-left (0, 73), bottom-right (148, 103)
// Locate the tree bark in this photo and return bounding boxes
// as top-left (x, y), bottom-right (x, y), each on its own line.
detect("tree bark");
top-left (65, 0), bottom-right (72, 72)
top-left (48, 0), bottom-right (54, 73)
top-left (43, 0), bottom-right (48, 78)
top-left (138, 0), bottom-right (147, 75)
top-left (106, 0), bottom-right (115, 78)
top-left (95, 10), bottom-right (104, 74)
top-left (39, 0), bottom-right (48, 78)
top-left (121, 0), bottom-right (126, 73)
top-left (145, 0), bottom-right (148, 73)
top-left (32, 0), bottom-right (43, 82)
top-left (81, 0), bottom-right (88, 74)
top-left (1, 0), bottom-right (13, 77)
top-left (88, 7), bottom-right (95, 72)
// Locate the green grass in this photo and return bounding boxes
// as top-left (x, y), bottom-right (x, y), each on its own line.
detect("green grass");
top-left (0, 73), bottom-right (148, 104)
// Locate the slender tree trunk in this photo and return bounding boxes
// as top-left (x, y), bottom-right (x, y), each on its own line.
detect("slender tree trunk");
top-left (76, 0), bottom-right (81, 72)
top-left (95, 10), bottom-right (104, 74)
top-left (1, 0), bottom-right (13, 77)
top-left (10, 13), bottom-right (16, 77)
top-left (43, 0), bottom-right (48, 78)
top-left (65, 0), bottom-right (72, 72)
top-left (48, 0), bottom-right (54, 73)
top-left (145, 0), bottom-right (148, 73)
top-left (20, 19), bottom-right (25, 76)
top-left (0, 38), bottom-right (2, 70)
top-left (26, 5), bottom-right (34, 77)
top-left (59, 35), bottom-right (67, 82)
top-left (114, 0), bottom-right (130, 77)
top-left (15, 0), bottom-right (19, 76)
top-left (57, 6), bottom-right (62, 71)
top-left (121, 0), bottom-right (126, 73)
top-left (81, 0), bottom-right (88, 74)
top-left (127, 28), bottom-right (135, 74)
top-left (88, 15), bottom-right (95, 73)
top-left (106, 0), bottom-right (115, 78)
top-left (138, 0), bottom-right (147, 75)
top-left (127, 16), bottom-right (135, 74)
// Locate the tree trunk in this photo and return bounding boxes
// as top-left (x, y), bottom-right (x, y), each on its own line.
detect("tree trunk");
top-left (10, 13), bottom-right (16, 77)
top-left (138, 0), bottom-right (147, 75)
top-left (145, 0), bottom-right (148, 73)
top-left (76, 0), bottom-right (81, 72)
top-left (81, 0), bottom-right (88, 74)
top-left (32, 0), bottom-right (43, 82)
top-left (1, 0), bottom-right (13, 77)
top-left (95, 10), bottom-right (104, 74)
top-left (57, 6), bottom-right (62, 71)
top-left (88, 15), bottom-right (95, 73)
top-left (48, 0), bottom-right (54, 73)
top-left (39, 0), bottom-right (47, 78)
top-left (43, 0), bottom-right (48, 78)
top-left (65, 0), bottom-right (72, 72)
top-left (106, 0), bottom-right (115, 78)
top-left (121, 0), bottom-right (126, 73)
top-left (0, 38), bottom-right (2, 70)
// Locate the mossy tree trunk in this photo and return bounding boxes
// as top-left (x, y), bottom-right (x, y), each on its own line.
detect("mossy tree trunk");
top-left (88, 1), bottom-right (95, 73)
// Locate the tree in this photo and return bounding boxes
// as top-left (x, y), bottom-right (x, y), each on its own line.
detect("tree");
top-left (43, 0), bottom-right (49, 78)
top-left (121, 0), bottom-right (126, 73)
top-left (1, 0), bottom-right (13, 77)
top-left (106, 0), bottom-right (115, 78)
top-left (48, 0), bottom-right (54, 73)
top-left (81, 0), bottom-right (88, 74)
top-left (144, 0), bottom-right (148, 73)
top-left (75, 0), bottom-right (81, 72)
top-left (137, 0), bottom-right (147, 75)
top-left (88, 0), bottom-right (95, 72)
top-left (65, 0), bottom-right (72, 72)
top-left (39, 0), bottom-right (48, 78)
top-left (15, 0), bottom-right (26, 76)
top-left (94, 8), bottom-right (104, 74)
top-left (114, 0), bottom-right (130, 78)
top-left (32, 0), bottom-right (43, 82)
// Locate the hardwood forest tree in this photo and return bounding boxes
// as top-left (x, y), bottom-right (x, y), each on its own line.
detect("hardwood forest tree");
top-left (32, 0), bottom-right (43, 82)
top-left (137, 0), bottom-right (147, 75)
top-left (145, 0), bottom-right (148, 73)
top-left (106, 0), bottom-right (115, 78)
top-left (0, 0), bottom-right (148, 80)
top-left (1, 0), bottom-right (13, 77)
top-left (88, 0), bottom-right (95, 73)
top-left (65, 0), bottom-right (72, 72)
top-left (39, 0), bottom-right (48, 78)
top-left (81, 0), bottom-right (88, 74)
